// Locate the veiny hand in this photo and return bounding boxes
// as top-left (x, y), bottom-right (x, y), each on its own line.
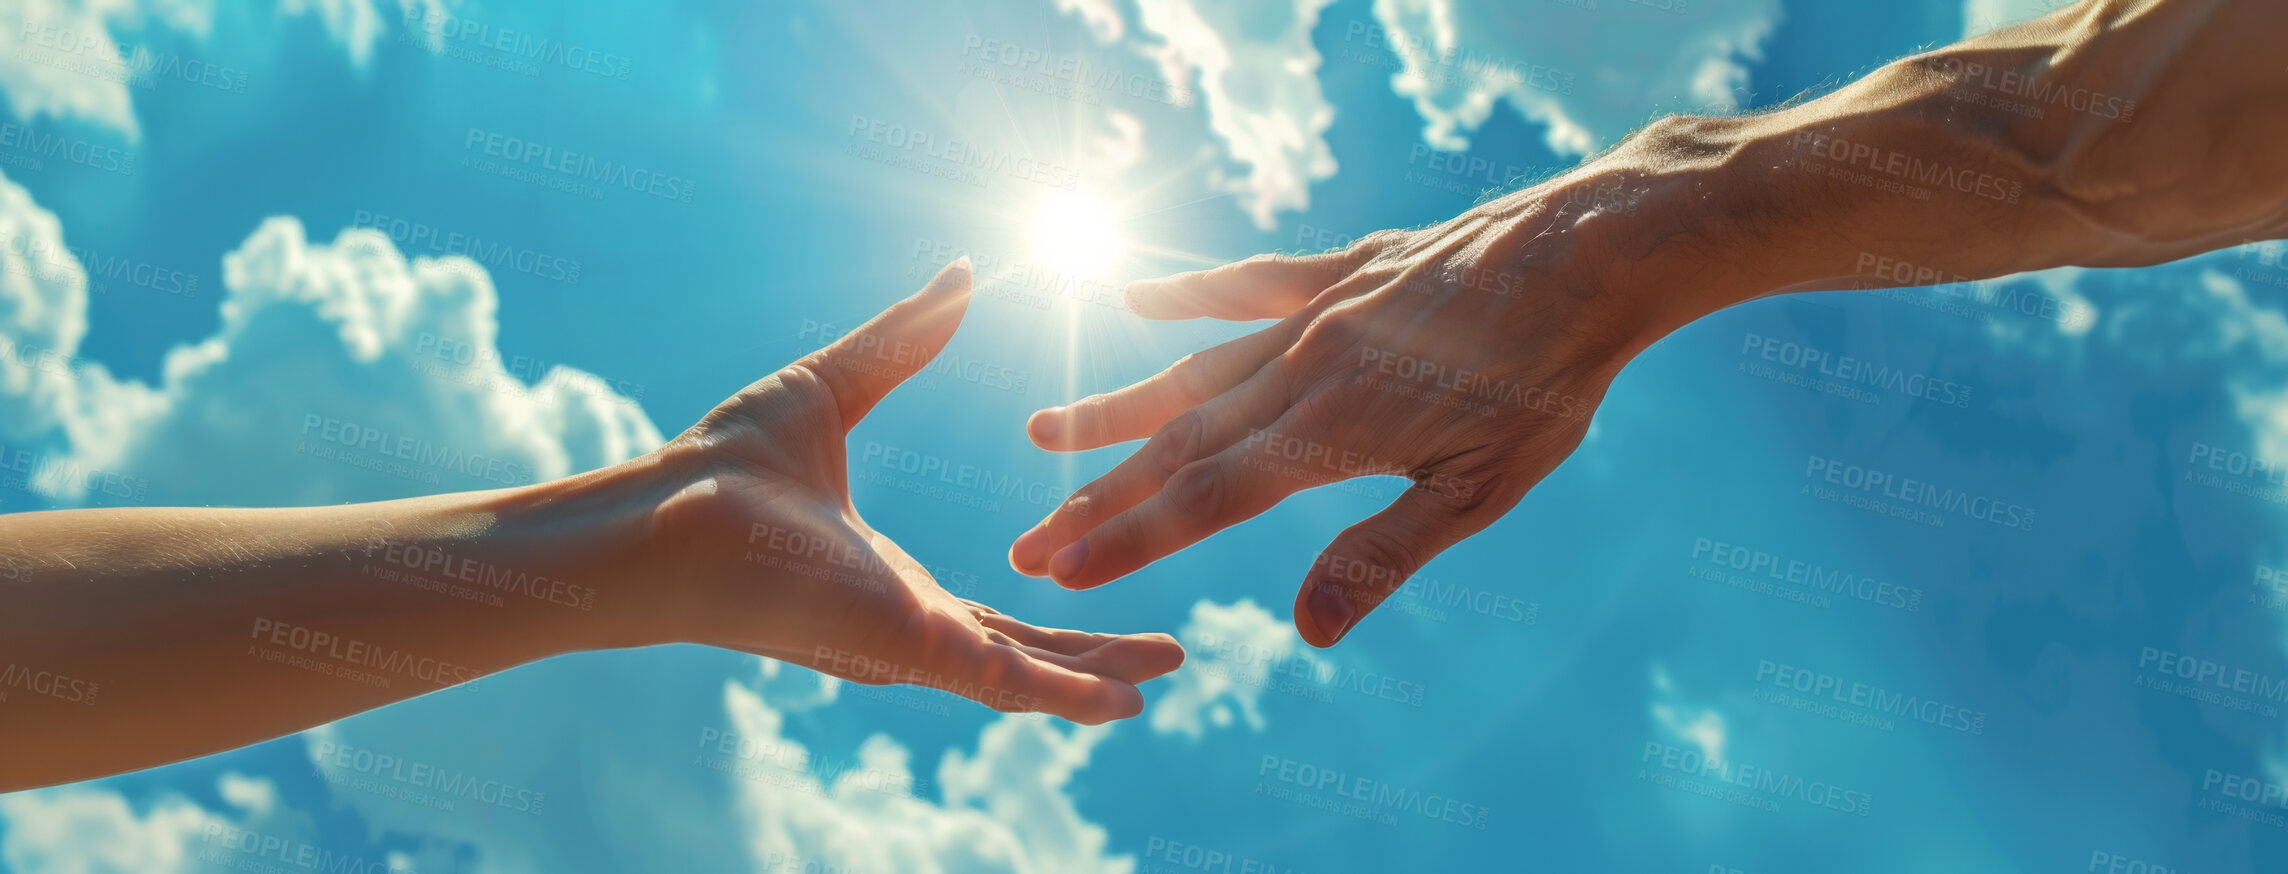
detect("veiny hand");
top-left (646, 259), bottom-right (1183, 723)
top-left (1008, 182), bottom-right (1669, 647)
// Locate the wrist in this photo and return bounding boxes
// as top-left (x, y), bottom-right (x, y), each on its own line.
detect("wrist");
top-left (477, 447), bottom-right (699, 652)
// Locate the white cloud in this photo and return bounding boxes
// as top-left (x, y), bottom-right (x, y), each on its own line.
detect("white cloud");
top-left (0, 777), bottom-right (237, 874)
top-left (1130, 0), bottom-right (1338, 229)
top-left (1368, 0), bottom-right (1782, 158)
top-left (0, 169), bottom-right (662, 507)
top-left (1053, 0), bottom-right (1124, 43)
top-left (1149, 598), bottom-right (1318, 739)
top-left (0, 0), bottom-right (441, 138)
top-left (1649, 662), bottom-right (1725, 764)
top-left (721, 680), bottom-right (1134, 874)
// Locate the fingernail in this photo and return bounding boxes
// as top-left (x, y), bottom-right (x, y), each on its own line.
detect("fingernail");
top-left (1049, 538), bottom-right (1089, 582)
top-left (1010, 525), bottom-right (1051, 569)
top-left (1029, 408), bottom-right (1063, 443)
top-left (1121, 281), bottom-right (1152, 315)
top-left (1306, 582), bottom-right (1356, 644)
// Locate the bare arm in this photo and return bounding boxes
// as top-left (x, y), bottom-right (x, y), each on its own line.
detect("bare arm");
top-left (1009, 0), bottom-right (2288, 645)
top-left (0, 261), bottom-right (1182, 792)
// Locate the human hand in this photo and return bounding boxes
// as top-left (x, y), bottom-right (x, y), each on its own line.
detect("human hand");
top-left (641, 259), bottom-right (1183, 723)
top-left (1007, 177), bottom-right (1686, 647)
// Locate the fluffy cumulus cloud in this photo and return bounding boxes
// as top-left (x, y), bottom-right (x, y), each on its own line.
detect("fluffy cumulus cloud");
top-left (0, 0), bottom-right (446, 138)
top-left (1149, 598), bottom-right (1320, 739)
top-left (0, 169), bottom-right (661, 508)
top-left (1368, 0), bottom-right (1781, 157)
top-left (721, 680), bottom-right (1132, 874)
top-left (1128, 0), bottom-right (1338, 229)
top-left (0, 772), bottom-right (368, 874)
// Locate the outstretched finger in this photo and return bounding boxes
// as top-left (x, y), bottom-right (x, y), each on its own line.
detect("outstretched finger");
top-left (1027, 322), bottom-right (1297, 452)
top-left (1040, 413), bottom-right (1361, 590)
top-left (1124, 250), bottom-right (1361, 321)
top-left (978, 614), bottom-right (1186, 684)
top-left (1011, 365), bottom-right (1294, 577)
top-left (957, 636), bottom-right (1150, 725)
top-left (797, 257), bottom-right (972, 430)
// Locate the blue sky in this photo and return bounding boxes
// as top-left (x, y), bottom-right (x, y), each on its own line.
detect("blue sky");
top-left (2, 0), bottom-right (2285, 871)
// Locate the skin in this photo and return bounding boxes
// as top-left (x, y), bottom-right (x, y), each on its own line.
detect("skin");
top-left (0, 260), bottom-right (1184, 794)
top-left (1009, 0), bottom-right (2288, 646)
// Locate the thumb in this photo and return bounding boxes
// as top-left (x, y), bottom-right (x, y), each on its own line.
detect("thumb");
top-left (798, 257), bottom-right (971, 430)
top-left (1294, 483), bottom-right (1514, 647)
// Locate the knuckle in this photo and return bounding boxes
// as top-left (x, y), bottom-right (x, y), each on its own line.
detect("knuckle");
top-left (1147, 410), bottom-right (1205, 473)
top-left (1166, 352), bottom-right (1219, 400)
top-left (1166, 458), bottom-right (1226, 516)
top-left (1341, 527), bottom-right (1425, 593)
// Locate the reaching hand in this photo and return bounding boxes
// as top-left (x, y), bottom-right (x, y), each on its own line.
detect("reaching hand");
top-left (650, 259), bottom-right (1184, 723)
top-left (1008, 191), bottom-right (1655, 647)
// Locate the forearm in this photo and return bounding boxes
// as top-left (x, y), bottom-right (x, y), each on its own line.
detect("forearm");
top-left (1535, 0), bottom-right (2288, 347)
top-left (0, 456), bottom-right (676, 790)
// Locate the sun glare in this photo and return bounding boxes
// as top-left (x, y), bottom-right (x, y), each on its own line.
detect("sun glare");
top-left (1029, 192), bottom-right (1124, 278)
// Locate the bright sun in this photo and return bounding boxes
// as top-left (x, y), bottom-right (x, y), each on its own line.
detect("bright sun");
top-left (1029, 192), bottom-right (1123, 278)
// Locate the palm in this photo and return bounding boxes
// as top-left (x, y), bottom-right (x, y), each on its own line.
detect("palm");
top-left (655, 261), bottom-right (1182, 723)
